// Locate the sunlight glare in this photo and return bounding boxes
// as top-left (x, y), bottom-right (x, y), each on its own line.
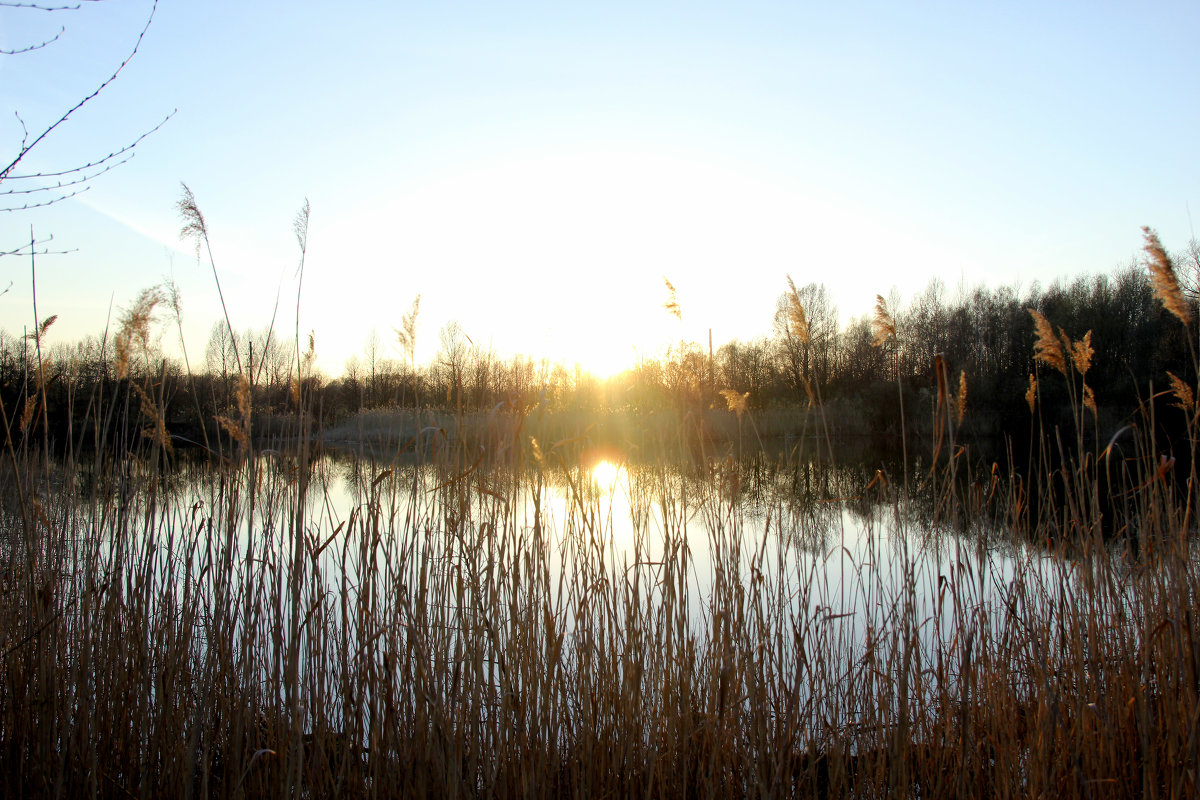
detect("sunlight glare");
top-left (589, 459), bottom-right (627, 494)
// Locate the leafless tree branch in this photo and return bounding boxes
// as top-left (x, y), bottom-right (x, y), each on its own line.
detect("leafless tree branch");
top-left (2, 154), bottom-right (131, 196)
top-left (5, 111), bottom-right (169, 182)
top-left (0, 25), bottom-right (63, 54)
top-left (0, 0), bottom-right (170, 207)
top-left (1, 186), bottom-right (88, 211)
top-left (0, 1), bottom-right (101, 11)
top-left (0, 232), bottom-right (74, 257)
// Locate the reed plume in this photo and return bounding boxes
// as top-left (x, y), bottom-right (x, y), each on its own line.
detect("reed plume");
top-left (18, 397), bottom-right (37, 433)
top-left (132, 383), bottom-right (173, 455)
top-left (1028, 308), bottom-right (1067, 375)
top-left (1167, 371), bottom-right (1194, 413)
top-left (293, 198), bottom-right (310, 263)
top-left (1082, 383), bottom-right (1097, 416)
top-left (216, 373), bottom-right (251, 446)
top-left (179, 182), bottom-right (242, 372)
top-left (871, 294), bottom-right (895, 347)
top-left (25, 314), bottom-right (57, 346)
top-left (304, 331), bottom-right (316, 366)
top-left (1143, 226), bottom-right (1190, 326)
top-left (395, 294), bottom-right (421, 365)
top-left (663, 277), bottom-right (681, 320)
top-left (177, 183), bottom-right (208, 255)
top-left (114, 284), bottom-right (165, 379)
top-left (1070, 330), bottom-right (1093, 375)
top-left (1026, 373), bottom-right (1037, 413)
top-left (719, 389), bottom-right (749, 418)
top-left (784, 274), bottom-right (809, 343)
top-left (293, 198), bottom-right (311, 388)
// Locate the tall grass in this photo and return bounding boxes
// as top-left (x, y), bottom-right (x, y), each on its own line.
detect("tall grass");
top-left (2, 230), bottom-right (1199, 797)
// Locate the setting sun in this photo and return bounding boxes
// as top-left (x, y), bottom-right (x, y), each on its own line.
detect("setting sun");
top-left (3, 2), bottom-right (1198, 793)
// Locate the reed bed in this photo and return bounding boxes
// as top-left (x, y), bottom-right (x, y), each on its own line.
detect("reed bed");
top-left (0, 390), bottom-right (1198, 799)
top-left (1, 226), bottom-right (1198, 797)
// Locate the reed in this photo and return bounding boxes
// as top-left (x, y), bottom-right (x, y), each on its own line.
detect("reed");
top-left (1, 228), bottom-right (1199, 798)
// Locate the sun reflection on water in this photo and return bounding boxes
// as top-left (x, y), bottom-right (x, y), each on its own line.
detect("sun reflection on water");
top-left (589, 459), bottom-right (626, 494)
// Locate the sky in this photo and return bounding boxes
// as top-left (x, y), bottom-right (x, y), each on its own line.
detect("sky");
top-left (1, 1), bottom-right (1197, 378)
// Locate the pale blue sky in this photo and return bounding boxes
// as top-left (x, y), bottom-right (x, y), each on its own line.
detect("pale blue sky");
top-left (1, 1), bottom-right (1197, 376)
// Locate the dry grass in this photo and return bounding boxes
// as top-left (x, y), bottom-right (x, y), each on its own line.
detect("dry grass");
top-left (1, 373), bottom-right (1198, 798)
top-left (2, 228), bottom-right (1199, 797)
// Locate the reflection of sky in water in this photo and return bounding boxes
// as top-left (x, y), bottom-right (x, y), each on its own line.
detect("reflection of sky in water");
top-left (120, 449), bottom-right (1092, 710)
top-left (318, 454), bottom-right (1038, 616)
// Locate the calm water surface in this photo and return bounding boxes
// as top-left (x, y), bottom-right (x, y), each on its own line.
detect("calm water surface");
top-left (131, 448), bottom-right (1064, 644)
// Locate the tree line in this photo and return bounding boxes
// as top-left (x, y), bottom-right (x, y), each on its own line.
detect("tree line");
top-left (2, 231), bottom-right (1197, 453)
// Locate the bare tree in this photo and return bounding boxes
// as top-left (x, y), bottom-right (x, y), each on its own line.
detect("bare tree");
top-left (436, 321), bottom-right (468, 409)
top-left (204, 319), bottom-right (236, 399)
top-left (364, 328), bottom-right (382, 404)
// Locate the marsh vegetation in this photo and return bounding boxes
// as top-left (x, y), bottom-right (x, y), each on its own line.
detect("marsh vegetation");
top-left (2, 221), bottom-right (1200, 797)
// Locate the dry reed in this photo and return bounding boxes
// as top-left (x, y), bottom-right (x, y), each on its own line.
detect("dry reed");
top-left (1028, 308), bottom-right (1066, 375)
top-left (1143, 225), bottom-right (1189, 326)
top-left (4, 226), bottom-right (1200, 798)
top-left (784, 274), bottom-right (809, 343)
top-left (871, 294), bottom-right (895, 347)
top-left (1, 374), bottom-right (1196, 798)
top-left (663, 277), bottom-right (681, 320)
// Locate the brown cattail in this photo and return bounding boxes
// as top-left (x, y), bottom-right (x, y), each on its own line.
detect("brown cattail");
top-left (1028, 309), bottom-right (1067, 375)
top-left (1143, 226), bottom-right (1190, 326)
top-left (1025, 373), bottom-right (1037, 413)
top-left (935, 353), bottom-right (948, 410)
top-left (956, 370), bottom-right (968, 424)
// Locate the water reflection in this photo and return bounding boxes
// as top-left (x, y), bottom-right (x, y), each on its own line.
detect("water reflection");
top-left (89, 451), bottom-right (1033, 617)
top-left (589, 459), bottom-right (625, 494)
top-left (268, 449), bottom-right (1030, 624)
top-left (58, 443), bottom-right (1123, 722)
